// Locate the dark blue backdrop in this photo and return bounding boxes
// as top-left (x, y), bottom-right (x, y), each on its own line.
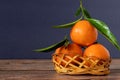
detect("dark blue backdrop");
top-left (0, 0), bottom-right (120, 59)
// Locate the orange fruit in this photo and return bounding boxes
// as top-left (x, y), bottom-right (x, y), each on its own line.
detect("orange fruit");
top-left (54, 43), bottom-right (83, 67)
top-left (83, 43), bottom-right (110, 60)
top-left (70, 20), bottom-right (98, 46)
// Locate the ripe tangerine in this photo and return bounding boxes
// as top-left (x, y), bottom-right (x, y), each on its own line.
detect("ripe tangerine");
top-left (83, 43), bottom-right (110, 60)
top-left (70, 20), bottom-right (98, 46)
top-left (54, 43), bottom-right (83, 67)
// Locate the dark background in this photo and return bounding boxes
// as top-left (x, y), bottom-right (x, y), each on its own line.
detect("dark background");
top-left (0, 0), bottom-right (120, 59)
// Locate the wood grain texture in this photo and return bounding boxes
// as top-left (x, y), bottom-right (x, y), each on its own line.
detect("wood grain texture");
top-left (0, 70), bottom-right (119, 80)
top-left (0, 59), bottom-right (119, 80)
top-left (0, 59), bottom-right (54, 70)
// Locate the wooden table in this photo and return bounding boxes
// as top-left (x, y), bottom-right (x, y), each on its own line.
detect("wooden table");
top-left (0, 59), bottom-right (119, 80)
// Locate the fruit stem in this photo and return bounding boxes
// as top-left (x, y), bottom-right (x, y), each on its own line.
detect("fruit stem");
top-left (80, 0), bottom-right (87, 19)
top-left (63, 35), bottom-right (70, 47)
top-left (64, 39), bottom-right (70, 47)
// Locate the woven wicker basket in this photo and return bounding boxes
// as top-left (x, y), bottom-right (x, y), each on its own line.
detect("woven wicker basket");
top-left (52, 53), bottom-right (111, 75)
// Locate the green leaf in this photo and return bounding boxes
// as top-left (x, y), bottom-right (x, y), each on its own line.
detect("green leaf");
top-left (83, 8), bottom-right (91, 18)
top-left (52, 19), bottom-right (80, 28)
top-left (87, 18), bottom-right (120, 50)
top-left (75, 7), bottom-right (82, 17)
top-left (33, 38), bottom-right (68, 52)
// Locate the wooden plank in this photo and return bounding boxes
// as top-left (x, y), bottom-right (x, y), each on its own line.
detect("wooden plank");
top-left (0, 70), bottom-right (119, 80)
top-left (110, 59), bottom-right (120, 69)
top-left (0, 59), bottom-right (54, 70)
top-left (0, 59), bottom-right (119, 70)
top-left (0, 59), bottom-right (119, 79)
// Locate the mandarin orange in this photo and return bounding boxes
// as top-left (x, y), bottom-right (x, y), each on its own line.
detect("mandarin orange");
top-left (83, 43), bottom-right (110, 60)
top-left (70, 20), bottom-right (98, 46)
top-left (54, 43), bottom-right (83, 67)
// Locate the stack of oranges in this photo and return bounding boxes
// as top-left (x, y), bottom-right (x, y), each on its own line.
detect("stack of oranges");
top-left (54, 20), bottom-right (110, 68)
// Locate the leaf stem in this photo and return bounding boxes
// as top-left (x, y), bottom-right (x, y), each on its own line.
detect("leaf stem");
top-left (80, 0), bottom-right (87, 19)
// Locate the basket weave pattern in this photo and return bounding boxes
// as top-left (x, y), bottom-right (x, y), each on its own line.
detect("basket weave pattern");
top-left (52, 53), bottom-right (111, 75)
